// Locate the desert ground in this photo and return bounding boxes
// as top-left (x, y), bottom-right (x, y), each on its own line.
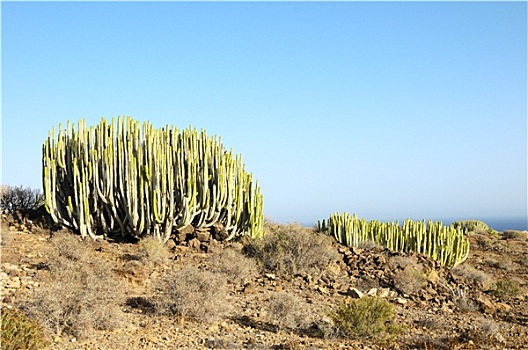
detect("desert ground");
top-left (1, 213), bottom-right (527, 350)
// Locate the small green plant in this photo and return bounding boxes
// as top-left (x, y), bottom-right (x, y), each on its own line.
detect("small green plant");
top-left (245, 222), bottom-right (339, 277)
top-left (451, 220), bottom-right (493, 235)
top-left (329, 296), bottom-right (398, 339)
top-left (1, 308), bottom-right (49, 350)
top-left (491, 279), bottom-right (521, 298)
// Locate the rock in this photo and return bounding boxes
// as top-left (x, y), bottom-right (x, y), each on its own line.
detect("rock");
top-left (165, 239), bottom-right (176, 250)
top-left (395, 297), bottom-right (408, 305)
top-left (351, 246), bottom-right (364, 255)
top-left (212, 222), bottom-right (229, 241)
top-left (174, 244), bottom-right (189, 255)
top-left (427, 270), bottom-right (440, 285)
top-left (265, 273), bottom-right (276, 280)
top-left (378, 288), bottom-right (390, 298)
top-left (476, 295), bottom-right (495, 313)
top-left (496, 302), bottom-right (512, 313)
top-left (195, 230), bottom-right (211, 242)
top-left (367, 288), bottom-right (378, 296)
top-left (348, 287), bottom-right (364, 299)
top-left (317, 286), bottom-right (330, 295)
top-left (188, 238), bottom-right (201, 250)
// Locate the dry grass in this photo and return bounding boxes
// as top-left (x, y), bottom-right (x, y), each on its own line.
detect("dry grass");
top-left (155, 265), bottom-right (231, 323)
top-left (137, 235), bottom-right (169, 266)
top-left (207, 247), bottom-right (258, 285)
top-left (392, 266), bottom-right (428, 296)
top-left (452, 264), bottom-right (494, 290)
top-left (20, 231), bottom-right (124, 339)
top-left (245, 223), bottom-right (339, 277)
top-left (265, 291), bottom-right (308, 332)
top-left (502, 230), bottom-right (528, 240)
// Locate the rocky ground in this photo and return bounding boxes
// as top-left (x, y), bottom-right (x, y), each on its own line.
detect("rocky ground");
top-left (1, 213), bottom-right (527, 350)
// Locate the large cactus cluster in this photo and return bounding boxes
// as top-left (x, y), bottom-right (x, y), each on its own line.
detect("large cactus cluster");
top-left (42, 117), bottom-right (264, 242)
top-left (318, 213), bottom-right (470, 268)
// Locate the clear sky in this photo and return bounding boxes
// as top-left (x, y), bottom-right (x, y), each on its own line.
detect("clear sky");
top-left (2, 1), bottom-right (527, 226)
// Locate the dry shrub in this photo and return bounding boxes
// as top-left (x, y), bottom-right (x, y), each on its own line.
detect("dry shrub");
top-left (392, 266), bottom-right (428, 296)
top-left (156, 265), bottom-right (230, 323)
top-left (390, 256), bottom-right (427, 295)
top-left (0, 185), bottom-right (43, 214)
top-left (137, 236), bottom-right (169, 266)
top-left (502, 230), bottom-right (528, 240)
top-left (245, 223), bottom-right (339, 277)
top-left (452, 264), bottom-right (494, 290)
top-left (1, 307), bottom-right (49, 350)
top-left (450, 285), bottom-right (479, 313)
top-left (21, 231), bottom-right (124, 339)
top-left (329, 296), bottom-right (398, 339)
top-left (491, 279), bottom-right (522, 298)
top-left (266, 291), bottom-right (308, 332)
top-left (207, 248), bottom-right (258, 285)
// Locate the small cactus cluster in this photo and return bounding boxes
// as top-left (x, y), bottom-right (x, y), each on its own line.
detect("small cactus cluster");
top-left (42, 117), bottom-right (264, 242)
top-left (450, 220), bottom-right (495, 235)
top-left (318, 213), bottom-right (470, 268)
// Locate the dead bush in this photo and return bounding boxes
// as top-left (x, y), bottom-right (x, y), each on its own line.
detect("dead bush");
top-left (156, 265), bottom-right (230, 323)
top-left (452, 264), bottom-right (494, 290)
top-left (207, 248), bottom-right (258, 285)
top-left (20, 231), bottom-right (124, 339)
top-left (0, 185), bottom-right (43, 214)
top-left (266, 291), bottom-right (309, 332)
top-left (137, 235), bottom-right (169, 266)
top-left (502, 230), bottom-right (528, 240)
top-left (392, 265), bottom-right (428, 296)
top-left (245, 223), bottom-right (339, 277)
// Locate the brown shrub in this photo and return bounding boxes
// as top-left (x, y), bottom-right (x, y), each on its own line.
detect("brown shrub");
top-left (392, 266), bottom-right (428, 296)
top-left (155, 265), bottom-right (231, 323)
top-left (245, 223), bottom-right (339, 277)
top-left (137, 235), bottom-right (169, 266)
top-left (207, 248), bottom-right (258, 285)
top-left (452, 264), bottom-right (494, 290)
top-left (20, 231), bottom-right (124, 339)
top-left (265, 291), bottom-right (309, 332)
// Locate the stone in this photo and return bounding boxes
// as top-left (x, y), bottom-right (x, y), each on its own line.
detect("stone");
top-left (188, 238), bottom-right (201, 250)
top-left (348, 287), bottom-right (364, 299)
top-left (395, 297), bottom-right (408, 305)
top-left (165, 239), bottom-right (177, 250)
top-left (212, 222), bottom-right (229, 241)
top-left (427, 270), bottom-right (440, 285)
top-left (476, 295), bottom-right (495, 313)
top-left (378, 288), bottom-right (390, 298)
top-left (195, 230), bottom-right (211, 242)
top-left (175, 245), bottom-right (189, 255)
top-left (367, 288), bottom-right (378, 296)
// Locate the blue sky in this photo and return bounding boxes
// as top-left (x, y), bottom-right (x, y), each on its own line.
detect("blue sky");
top-left (2, 2), bottom-right (527, 227)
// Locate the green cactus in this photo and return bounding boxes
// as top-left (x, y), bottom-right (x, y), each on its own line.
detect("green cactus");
top-left (42, 117), bottom-right (264, 242)
top-left (319, 212), bottom-right (469, 268)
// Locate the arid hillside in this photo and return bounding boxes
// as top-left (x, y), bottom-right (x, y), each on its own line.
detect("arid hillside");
top-left (1, 213), bottom-right (527, 350)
